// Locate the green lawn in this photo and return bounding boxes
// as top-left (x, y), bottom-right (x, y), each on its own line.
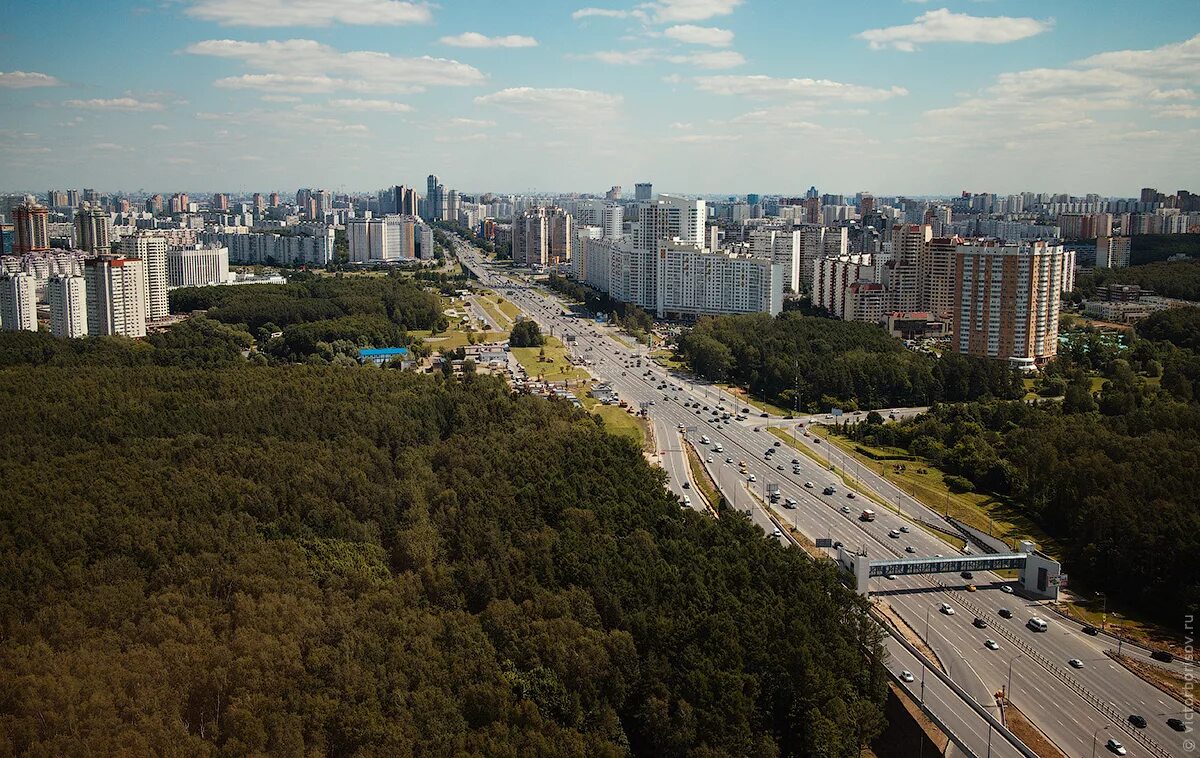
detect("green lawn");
top-left (818, 430), bottom-right (1062, 557)
top-left (411, 329), bottom-right (506, 352)
top-left (651, 349), bottom-right (687, 371)
top-left (495, 296), bottom-right (522, 322)
top-left (511, 336), bottom-right (591, 382)
top-left (591, 404), bottom-right (647, 447)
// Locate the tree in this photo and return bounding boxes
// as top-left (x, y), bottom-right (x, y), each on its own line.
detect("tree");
top-left (509, 320), bottom-right (545, 348)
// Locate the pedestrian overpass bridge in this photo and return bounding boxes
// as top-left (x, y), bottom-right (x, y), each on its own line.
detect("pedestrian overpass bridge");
top-left (838, 540), bottom-right (1063, 599)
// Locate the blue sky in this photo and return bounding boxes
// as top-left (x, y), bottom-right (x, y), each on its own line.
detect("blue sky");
top-left (1, 0), bottom-right (1198, 197)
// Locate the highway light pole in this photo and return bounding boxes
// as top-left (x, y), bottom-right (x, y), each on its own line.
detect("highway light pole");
top-left (1005, 653), bottom-right (1025, 706)
top-left (1091, 724), bottom-right (1111, 758)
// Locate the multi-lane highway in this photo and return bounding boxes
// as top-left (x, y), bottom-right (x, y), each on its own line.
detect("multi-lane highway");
top-left (455, 240), bottom-right (1195, 758)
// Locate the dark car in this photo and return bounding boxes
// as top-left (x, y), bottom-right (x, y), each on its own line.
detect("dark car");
top-left (1082, 625), bottom-right (1099, 636)
top-left (973, 617), bottom-right (988, 629)
top-left (832, 541), bottom-right (843, 550)
top-left (773, 441), bottom-right (781, 447)
top-left (1128, 715), bottom-right (1147, 729)
top-left (1167, 718), bottom-right (1187, 732)
top-left (760, 412), bottom-right (769, 417)
top-left (1150, 650), bottom-right (1175, 663)
top-left (998, 608), bottom-right (1013, 619)
top-left (960, 571), bottom-right (973, 580)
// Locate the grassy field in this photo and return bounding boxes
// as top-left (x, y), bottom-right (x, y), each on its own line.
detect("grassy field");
top-left (817, 430), bottom-right (1062, 557)
top-left (651, 349), bottom-right (687, 371)
top-left (496, 296), bottom-right (522, 322)
top-left (411, 329), bottom-right (506, 352)
top-left (685, 443), bottom-right (722, 511)
top-left (511, 335), bottom-right (591, 383)
top-left (591, 403), bottom-right (648, 447)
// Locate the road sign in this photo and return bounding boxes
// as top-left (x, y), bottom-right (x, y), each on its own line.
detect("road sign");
top-left (815, 538), bottom-right (833, 548)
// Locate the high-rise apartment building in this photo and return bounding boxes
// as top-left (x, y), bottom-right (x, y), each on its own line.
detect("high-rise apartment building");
top-left (167, 245), bottom-right (230, 287)
top-left (811, 254), bottom-right (873, 319)
top-left (84, 257), bottom-right (147, 338)
top-left (0, 273), bottom-right (38, 331)
top-left (635, 183), bottom-right (653, 202)
top-left (119, 234), bottom-right (169, 322)
top-left (952, 240), bottom-right (1064, 367)
top-left (74, 204), bottom-right (112, 253)
top-left (1095, 235), bottom-right (1131, 268)
top-left (12, 203), bottom-right (50, 254)
top-left (749, 228), bottom-right (800, 293)
top-left (605, 185), bottom-right (622, 201)
top-left (890, 223), bottom-right (933, 313)
top-left (655, 239), bottom-right (783, 319)
top-left (212, 193), bottom-right (229, 211)
top-left (512, 207), bottom-right (572, 266)
top-left (48, 274), bottom-right (87, 338)
top-left (347, 215), bottom-right (422, 263)
top-left (923, 236), bottom-right (962, 321)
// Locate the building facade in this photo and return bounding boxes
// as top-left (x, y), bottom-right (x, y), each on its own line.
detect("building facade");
top-left (167, 245), bottom-right (230, 287)
top-left (74, 204), bottom-right (112, 253)
top-left (84, 257), bottom-right (147, 338)
top-left (0, 272), bottom-right (38, 331)
top-left (119, 234), bottom-right (169, 321)
top-left (655, 239), bottom-right (783, 319)
top-left (48, 274), bottom-right (87, 337)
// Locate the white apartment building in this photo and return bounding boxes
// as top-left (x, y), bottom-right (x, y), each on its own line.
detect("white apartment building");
top-left (207, 228), bottom-right (335, 267)
top-left (84, 257), bottom-right (147, 338)
top-left (347, 215), bottom-right (421, 263)
top-left (655, 239), bottom-right (783, 319)
top-left (47, 274), bottom-right (87, 337)
top-left (749, 228), bottom-right (800, 293)
top-left (167, 245), bottom-right (230, 288)
top-left (634, 195), bottom-right (705, 252)
top-left (119, 234), bottom-right (169, 321)
top-left (811, 254), bottom-right (873, 319)
top-left (1095, 235), bottom-right (1131, 268)
top-left (0, 272), bottom-right (38, 331)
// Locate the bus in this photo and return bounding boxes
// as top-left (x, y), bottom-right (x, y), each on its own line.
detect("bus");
top-left (859, 510), bottom-right (877, 522)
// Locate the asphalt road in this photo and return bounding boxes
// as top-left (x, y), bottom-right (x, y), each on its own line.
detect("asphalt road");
top-left (456, 244), bottom-right (1195, 758)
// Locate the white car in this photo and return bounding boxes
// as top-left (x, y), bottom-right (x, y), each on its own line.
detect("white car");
top-left (706, 456), bottom-right (714, 463)
top-left (1106, 738), bottom-right (1127, 755)
top-left (888, 529), bottom-right (901, 538)
top-left (900, 670), bottom-right (915, 683)
top-left (747, 474), bottom-right (756, 482)
top-left (841, 506), bottom-right (851, 514)
top-left (899, 525), bottom-right (910, 533)
top-left (772, 527), bottom-right (783, 539)
top-left (804, 481), bottom-right (814, 488)
top-left (939, 603), bottom-right (955, 615)
top-left (885, 574), bottom-right (896, 581)
top-left (1000, 585), bottom-right (1014, 594)
top-left (1069, 658), bottom-right (1084, 669)
top-left (984, 639), bottom-right (999, 650)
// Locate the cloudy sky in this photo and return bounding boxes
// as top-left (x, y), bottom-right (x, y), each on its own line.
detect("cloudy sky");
top-left (1, 0), bottom-right (1198, 197)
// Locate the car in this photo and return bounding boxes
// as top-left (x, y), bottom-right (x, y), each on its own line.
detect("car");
top-left (998, 608), bottom-right (1013, 619)
top-left (939, 603), bottom-right (955, 615)
top-left (1000, 585), bottom-right (1013, 594)
top-left (706, 456), bottom-right (714, 463)
top-left (1167, 718), bottom-right (1187, 732)
top-left (681, 481), bottom-right (690, 489)
top-left (1069, 658), bottom-right (1084, 669)
top-left (832, 541), bottom-right (843, 549)
top-left (773, 440), bottom-right (781, 447)
top-left (776, 464), bottom-right (785, 471)
top-left (899, 525), bottom-right (910, 533)
top-left (886, 574), bottom-right (897, 581)
top-left (792, 468), bottom-right (802, 475)
top-left (760, 412), bottom-right (769, 418)
top-left (725, 457), bottom-right (733, 464)
top-left (747, 474), bottom-right (756, 482)
top-left (1151, 650), bottom-right (1175, 663)
top-left (1105, 738), bottom-right (1127, 755)
top-left (1082, 625), bottom-right (1099, 636)
top-left (784, 498), bottom-right (797, 509)
top-left (772, 527), bottom-right (783, 539)
top-left (841, 506), bottom-right (852, 514)
top-left (847, 492), bottom-right (857, 499)
top-left (888, 529), bottom-right (901, 538)
top-left (905, 546), bottom-right (915, 553)
top-left (900, 670), bottom-right (915, 683)
top-left (960, 571), bottom-right (973, 580)
top-left (804, 481), bottom-right (814, 488)
top-left (792, 458), bottom-right (800, 465)
top-left (1128, 715), bottom-right (1147, 729)
top-left (966, 584), bottom-right (977, 592)
top-left (984, 639), bottom-right (999, 650)
top-left (814, 438), bottom-right (821, 444)
top-left (973, 617), bottom-right (988, 629)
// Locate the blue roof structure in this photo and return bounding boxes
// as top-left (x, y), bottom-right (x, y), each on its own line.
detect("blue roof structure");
top-left (359, 347), bottom-right (409, 357)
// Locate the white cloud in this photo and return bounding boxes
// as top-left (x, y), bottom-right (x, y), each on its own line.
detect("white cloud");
top-left (572, 7), bottom-right (632, 20)
top-left (64, 97), bottom-right (165, 111)
top-left (676, 133), bottom-right (737, 143)
top-left (576, 48), bottom-right (743, 68)
top-left (186, 0), bottom-right (431, 27)
top-left (1075, 32), bottom-right (1200, 80)
top-left (0, 71), bottom-right (63, 88)
top-left (857, 9), bottom-right (1052, 52)
top-left (439, 32), bottom-right (538, 48)
top-left (1156, 104), bottom-right (1200, 119)
top-left (91, 142), bottom-right (132, 151)
top-left (1149, 88), bottom-right (1196, 101)
top-left (645, 0), bottom-right (742, 23)
top-left (694, 75), bottom-right (907, 101)
top-left (165, 157), bottom-right (196, 165)
top-left (434, 133), bottom-right (489, 143)
top-left (662, 24), bottom-right (733, 47)
top-left (261, 94), bottom-right (302, 103)
top-left (329, 98), bottom-right (412, 112)
top-left (474, 87), bottom-right (623, 123)
top-left (186, 39), bottom-right (485, 94)
top-left (448, 117), bottom-right (496, 127)
top-left (150, 124), bottom-right (170, 130)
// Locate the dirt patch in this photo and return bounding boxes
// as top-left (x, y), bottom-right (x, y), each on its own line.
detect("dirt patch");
top-left (1002, 700), bottom-right (1067, 758)
top-left (1107, 652), bottom-right (1198, 714)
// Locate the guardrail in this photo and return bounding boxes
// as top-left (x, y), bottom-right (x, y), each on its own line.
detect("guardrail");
top-left (939, 583), bottom-right (1173, 758)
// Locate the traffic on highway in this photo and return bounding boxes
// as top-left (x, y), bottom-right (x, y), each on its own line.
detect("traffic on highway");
top-left (455, 238), bottom-right (1195, 758)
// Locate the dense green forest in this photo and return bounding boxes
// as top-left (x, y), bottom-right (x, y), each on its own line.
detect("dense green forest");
top-left (674, 313), bottom-right (1024, 411)
top-left (1128, 233), bottom-right (1200, 265)
top-left (1074, 258), bottom-right (1200, 302)
top-left (170, 273), bottom-right (445, 361)
top-left (0, 342), bottom-right (886, 755)
top-left (836, 308), bottom-right (1200, 621)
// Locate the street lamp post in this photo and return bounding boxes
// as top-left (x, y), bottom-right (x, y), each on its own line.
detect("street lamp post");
top-left (1091, 724), bottom-right (1111, 758)
top-left (1005, 653), bottom-right (1025, 707)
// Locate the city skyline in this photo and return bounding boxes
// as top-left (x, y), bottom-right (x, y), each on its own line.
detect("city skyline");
top-left (1, 0), bottom-right (1199, 194)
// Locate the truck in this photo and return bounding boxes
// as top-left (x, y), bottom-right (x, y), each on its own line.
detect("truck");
top-left (859, 510), bottom-right (877, 522)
